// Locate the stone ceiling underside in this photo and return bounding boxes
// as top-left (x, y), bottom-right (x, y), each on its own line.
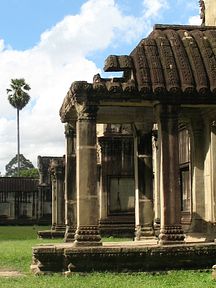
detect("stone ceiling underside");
top-left (60, 25), bottom-right (216, 123)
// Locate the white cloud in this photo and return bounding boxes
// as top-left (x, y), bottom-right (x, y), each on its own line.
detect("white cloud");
top-left (0, 39), bottom-right (5, 52)
top-left (142, 0), bottom-right (168, 19)
top-left (0, 0), bottom-right (169, 174)
top-left (188, 15), bottom-right (202, 25)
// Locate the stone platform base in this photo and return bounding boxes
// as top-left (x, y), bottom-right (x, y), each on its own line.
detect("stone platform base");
top-left (31, 241), bottom-right (216, 274)
top-left (37, 230), bottom-right (65, 239)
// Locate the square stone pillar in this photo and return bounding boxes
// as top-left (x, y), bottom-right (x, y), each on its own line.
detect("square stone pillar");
top-left (134, 131), bottom-right (155, 240)
top-left (50, 158), bottom-right (65, 232)
top-left (155, 104), bottom-right (185, 245)
top-left (190, 117), bottom-right (206, 232)
top-left (51, 173), bottom-right (57, 230)
top-left (64, 123), bottom-right (77, 242)
top-left (74, 104), bottom-right (102, 247)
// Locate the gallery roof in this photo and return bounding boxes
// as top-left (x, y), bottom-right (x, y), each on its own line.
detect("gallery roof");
top-left (104, 24), bottom-right (216, 98)
top-left (60, 25), bottom-right (216, 123)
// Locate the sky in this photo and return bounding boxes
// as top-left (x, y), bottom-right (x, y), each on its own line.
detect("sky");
top-left (0, 0), bottom-right (201, 174)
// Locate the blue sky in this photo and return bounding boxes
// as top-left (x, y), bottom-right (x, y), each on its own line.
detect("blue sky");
top-left (0, 0), bottom-right (201, 173)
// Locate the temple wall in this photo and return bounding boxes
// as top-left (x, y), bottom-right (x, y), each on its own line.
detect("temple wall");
top-left (205, 0), bottom-right (216, 26)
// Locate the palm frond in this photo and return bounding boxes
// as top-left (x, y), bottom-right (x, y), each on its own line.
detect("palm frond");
top-left (6, 78), bottom-right (31, 110)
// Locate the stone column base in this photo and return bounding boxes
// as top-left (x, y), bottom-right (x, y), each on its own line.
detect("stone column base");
top-left (64, 225), bottom-right (76, 242)
top-left (74, 225), bottom-right (102, 247)
top-left (51, 224), bottom-right (56, 230)
top-left (55, 225), bottom-right (66, 232)
top-left (159, 225), bottom-right (185, 245)
top-left (135, 225), bottom-right (155, 241)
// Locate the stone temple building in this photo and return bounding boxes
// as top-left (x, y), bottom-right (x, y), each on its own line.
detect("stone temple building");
top-left (0, 176), bottom-right (51, 225)
top-left (0, 156), bottom-right (61, 225)
top-left (31, 0), bottom-right (216, 273)
top-left (57, 0), bottom-right (216, 246)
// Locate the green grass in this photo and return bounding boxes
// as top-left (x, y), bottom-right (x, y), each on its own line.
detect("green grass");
top-left (0, 226), bottom-right (215, 288)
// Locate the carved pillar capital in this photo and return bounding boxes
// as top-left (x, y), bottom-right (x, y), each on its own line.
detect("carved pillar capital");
top-left (77, 104), bottom-right (98, 121)
top-left (70, 81), bottom-right (98, 121)
top-left (64, 123), bottom-right (76, 138)
top-left (49, 158), bottom-right (65, 180)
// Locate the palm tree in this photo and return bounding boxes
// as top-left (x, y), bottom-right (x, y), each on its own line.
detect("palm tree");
top-left (7, 78), bottom-right (31, 176)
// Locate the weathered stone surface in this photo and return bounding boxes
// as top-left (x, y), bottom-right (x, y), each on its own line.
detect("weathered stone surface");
top-left (31, 243), bottom-right (216, 274)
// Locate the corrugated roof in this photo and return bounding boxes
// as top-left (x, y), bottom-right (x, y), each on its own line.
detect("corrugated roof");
top-left (0, 177), bottom-right (39, 192)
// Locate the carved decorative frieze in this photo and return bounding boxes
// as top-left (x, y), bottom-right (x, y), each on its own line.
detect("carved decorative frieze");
top-left (105, 80), bottom-right (122, 93)
top-left (122, 80), bottom-right (137, 93)
top-left (92, 73), bottom-right (108, 94)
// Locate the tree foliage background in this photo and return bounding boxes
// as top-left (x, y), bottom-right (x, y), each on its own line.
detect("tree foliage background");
top-left (5, 154), bottom-right (39, 178)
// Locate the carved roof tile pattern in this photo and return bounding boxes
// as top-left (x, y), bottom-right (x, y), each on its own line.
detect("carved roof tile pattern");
top-left (132, 25), bottom-right (216, 96)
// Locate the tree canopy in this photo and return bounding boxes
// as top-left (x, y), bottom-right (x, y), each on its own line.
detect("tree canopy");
top-left (7, 78), bottom-right (31, 110)
top-left (5, 154), bottom-right (38, 178)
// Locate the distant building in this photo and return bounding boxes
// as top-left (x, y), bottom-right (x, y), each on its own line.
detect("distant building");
top-left (0, 177), bottom-right (51, 224)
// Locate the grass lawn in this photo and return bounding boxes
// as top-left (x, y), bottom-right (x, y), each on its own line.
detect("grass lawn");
top-left (0, 226), bottom-right (215, 287)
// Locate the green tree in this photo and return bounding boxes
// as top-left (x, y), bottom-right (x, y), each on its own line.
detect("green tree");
top-left (19, 168), bottom-right (39, 178)
top-left (7, 78), bottom-right (31, 176)
top-left (5, 154), bottom-right (36, 177)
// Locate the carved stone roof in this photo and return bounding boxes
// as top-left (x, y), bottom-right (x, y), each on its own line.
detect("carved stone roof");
top-left (105, 25), bottom-right (216, 98)
top-left (60, 25), bottom-right (216, 122)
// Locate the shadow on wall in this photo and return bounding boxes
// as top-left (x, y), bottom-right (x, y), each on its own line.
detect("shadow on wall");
top-left (189, 212), bottom-right (216, 241)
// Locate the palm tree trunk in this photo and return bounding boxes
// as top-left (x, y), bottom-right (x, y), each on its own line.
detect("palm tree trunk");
top-left (17, 108), bottom-right (20, 176)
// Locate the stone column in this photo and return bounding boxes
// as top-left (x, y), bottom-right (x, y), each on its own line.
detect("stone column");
top-left (211, 122), bottom-right (216, 224)
top-left (152, 126), bottom-right (161, 232)
top-left (155, 104), bottom-right (185, 245)
top-left (50, 158), bottom-right (65, 232)
top-left (98, 138), bottom-right (108, 221)
top-left (64, 123), bottom-right (77, 242)
top-left (190, 117), bottom-right (206, 232)
top-left (50, 171), bottom-right (57, 230)
top-left (134, 131), bottom-right (155, 240)
top-left (74, 103), bottom-right (102, 246)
